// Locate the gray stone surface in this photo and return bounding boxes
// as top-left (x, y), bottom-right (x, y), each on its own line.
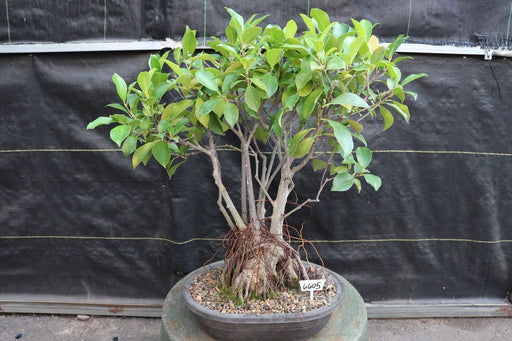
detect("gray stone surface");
top-left (0, 313), bottom-right (511, 340)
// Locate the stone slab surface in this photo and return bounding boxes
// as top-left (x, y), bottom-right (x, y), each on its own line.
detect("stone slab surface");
top-left (161, 268), bottom-right (368, 341)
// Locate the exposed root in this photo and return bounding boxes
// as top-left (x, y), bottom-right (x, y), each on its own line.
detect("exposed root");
top-left (222, 224), bottom-right (309, 301)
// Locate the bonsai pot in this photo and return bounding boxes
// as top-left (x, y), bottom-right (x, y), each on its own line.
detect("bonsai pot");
top-left (181, 261), bottom-right (345, 341)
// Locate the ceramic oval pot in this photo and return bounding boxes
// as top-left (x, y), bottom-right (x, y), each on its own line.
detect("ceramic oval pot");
top-left (182, 261), bottom-right (345, 341)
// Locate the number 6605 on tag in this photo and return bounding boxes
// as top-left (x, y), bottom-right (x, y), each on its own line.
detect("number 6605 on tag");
top-left (299, 279), bottom-right (325, 300)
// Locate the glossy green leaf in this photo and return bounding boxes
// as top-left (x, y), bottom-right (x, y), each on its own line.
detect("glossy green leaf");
top-left (107, 103), bottom-right (129, 115)
top-left (162, 99), bottom-right (194, 121)
top-left (195, 70), bottom-right (218, 92)
top-left (284, 20), bottom-right (297, 38)
top-left (379, 106), bottom-right (394, 131)
top-left (225, 25), bottom-right (238, 44)
top-left (288, 129), bottom-right (313, 156)
top-left (327, 120), bottom-right (353, 158)
top-left (285, 92), bottom-right (300, 109)
top-left (132, 142), bottom-right (155, 169)
top-left (326, 55), bottom-right (346, 70)
top-left (310, 8), bottom-right (330, 31)
top-left (401, 73), bottom-right (428, 86)
top-left (226, 8), bottom-right (244, 30)
top-left (242, 26), bottom-right (262, 44)
top-left (245, 85), bottom-right (260, 111)
top-left (122, 135), bottom-right (137, 156)
top-left (182, 26), bottom-right (197, 57)
top-left (152, 141), bottom-right (171, 168)
top-left (261, 74), bottom-right (278, 98)
top-left (266, 49), bottom-right (283, 69)
top-left (112, 73), bottom-right (128, 102)
top-left (166, 159), bottom-right (185, 179)
top-left (370, 46), bottom-right (386, 64)
top-left (356, 147), bottom-right (372, 168)
top-left (332, 172), bottom-right (354, 191)
top-left (87, 116), bottom-right (113, 130)
top-left (302, 87), bottom-right (323, 119)
top-left (312, 159), bottom-right (327, 171)
top-left (387, 102), bottom-right (410, 123)
top-left (331, 93), bottom-right (369, 108)
top-left (110, 125), bottom-right (131, 147)
top-left (295, 71), bottom-right (312, 91)
top-left (199, 98), bottom-right (220, 116)
top-left (293, 137), bottom-right (315, 158)
top-left (364, 174), bottom-right (382, 191)
top-left (137, 71), bottom-right (151, 97)
top-left (224, 101), bottom-right (239, 126)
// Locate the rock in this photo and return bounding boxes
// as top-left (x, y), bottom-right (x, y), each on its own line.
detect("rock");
top-left (77, 315), bottom-right (90, 321)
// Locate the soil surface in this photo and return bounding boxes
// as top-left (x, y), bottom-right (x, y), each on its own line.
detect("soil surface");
top-left (188, 266), bottom-right (338, 314)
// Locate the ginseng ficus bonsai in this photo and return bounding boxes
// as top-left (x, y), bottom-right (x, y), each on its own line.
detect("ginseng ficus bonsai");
top-left (88, 8), bottom-right (425, 300)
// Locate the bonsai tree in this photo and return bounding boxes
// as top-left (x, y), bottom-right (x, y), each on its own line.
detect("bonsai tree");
top-left (88, 8), bottom-right (425, 300)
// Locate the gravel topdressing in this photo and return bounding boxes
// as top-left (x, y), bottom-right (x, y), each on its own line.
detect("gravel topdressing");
top-left (187, 266), bottom-right (338, 315)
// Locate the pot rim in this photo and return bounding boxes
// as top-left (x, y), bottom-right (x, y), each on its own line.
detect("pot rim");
top-left (182, 261), bottom-right (345, 324)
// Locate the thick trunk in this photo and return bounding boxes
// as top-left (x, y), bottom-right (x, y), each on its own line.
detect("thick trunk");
top-left (241, 140), bottom-right (260, 229)
top-left (269, 157), bottom-right (293, 237)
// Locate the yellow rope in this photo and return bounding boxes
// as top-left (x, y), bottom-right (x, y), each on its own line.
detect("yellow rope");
top-left (1, 235), bottom-right (511, 245)
top-left (1, 148), bottom-right (510, 157)
top-left (0, 148), bottom-right (121, 153)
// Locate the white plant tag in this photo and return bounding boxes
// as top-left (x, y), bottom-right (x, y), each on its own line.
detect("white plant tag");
top-left (299, 279), bottom-right (326, 300)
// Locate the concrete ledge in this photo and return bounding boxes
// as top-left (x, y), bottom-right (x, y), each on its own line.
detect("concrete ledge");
top-left (161, 265), bottom-right (368, 341)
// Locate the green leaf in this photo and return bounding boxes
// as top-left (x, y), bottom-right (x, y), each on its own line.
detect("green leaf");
top-left (348, 36), bottom-right (364, 63)
top-left (387, 101), bottom-right (410, 123)
top-left (293, 137), bottom-right (315, 159)
top-left (152, 141), bottom-right (171, 168)
top-left (295, 72), bottom-right (312, 90)
top-left (225, 25), bottom-right (238, 44)
top-left (332, 172), bottom-right (354, 191)
top-left (242, 26), bottom-right (262, 44)
top-left (402, 72), bottom-right (428, 86)
top-left (226, 8), bottom-right (244, 30)
top-left (284, 20), bottom-right (297, 38)
top-left (112, 73), bottom-right (128, 102)
top-left (137, 71), bottom-right (151, 97)
top-left (87, 116), bottom-right (113, 130)
top-left (182, 26), bottom-right (197, 57)
top-left (327, 120), bottom-right (353, 158)
top-left (162, 99), bottom-right (194, 121)
top-left (364, 174), bottom-right (382, 191)
top-left (110, 125), bottom-right (131, 147)
top-left (312, 159), bottom-right (327, 171)
top-left (106, 103), bottom-right (129, 115)
top-left (245, 85), bottom-right (260, 111)
top-left (224, 102), bottom-right (239, 126)
top-left (261, 74), bottom-right (278, 98)
top-left (300, 14), bottom-right (316, 33)
top-left (199, 98), bottom-right (220, 116)
top-left (266, 49), bottom-right (283, 69)
top-left (331, 93), bottom-right (369, 108)
top-left (195, 70), bottom-right (218, 92)
top-left (288, 128), bottom-right (313, 156)
top-left (302, 87), bottom-right (323, 119)
top-left (285, 92), bottom-right (300, 109)
top-left (122, 135), bottom-right (137, 156)
top-left (166, 159), bottom-right (185, 179)
top-left (310, 8), bottom-right (330, 31)
top-left (356, 147), bottom-right (372, 168)
top-left (370, 46), bottom-right (386, 64)
top-left (132, 142), bottom-right (155, 169)
top-left (379, 106), bottom-right (394, 131)
top-left (326, 55), bottom-right (346, 70)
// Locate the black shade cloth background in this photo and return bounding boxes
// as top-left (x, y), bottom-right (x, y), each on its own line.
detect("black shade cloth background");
top-left (0, 1), bottom-right (511, 47)
top-left (1, 0), bottom-right (512, 308)
top-left (0, 52), bottom-right (511, 305)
